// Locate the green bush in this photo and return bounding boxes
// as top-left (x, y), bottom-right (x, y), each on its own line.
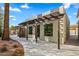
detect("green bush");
top-left (13, 44), bottom-right (18, 48)
top-left (0, 44), bottom-right (8, 52)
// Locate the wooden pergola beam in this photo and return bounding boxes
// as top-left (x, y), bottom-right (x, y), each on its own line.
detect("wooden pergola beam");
top-left (50, 14), bottom-right (59, 19)
top-left (38, 18), bottom-right (45, 22)
top-left (43, 16), bottom-right (50, 20)
top-left (27, 20), bottom-right (35, 24)
top-left (34, 19), bottom-right (40, 23)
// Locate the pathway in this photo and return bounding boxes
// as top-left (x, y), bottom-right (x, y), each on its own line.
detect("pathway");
top-left (10, 35), bottom-right (79, 56)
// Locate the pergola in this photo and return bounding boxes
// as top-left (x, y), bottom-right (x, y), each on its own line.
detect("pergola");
top-left (19, 10), bottom-right (64, 49)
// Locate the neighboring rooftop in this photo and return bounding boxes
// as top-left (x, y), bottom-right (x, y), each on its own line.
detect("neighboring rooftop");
top-left (70, 24), bottom-right (78, 30)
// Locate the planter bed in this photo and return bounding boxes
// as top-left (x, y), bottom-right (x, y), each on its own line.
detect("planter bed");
top-left (0, 39), bottom-right (24, 56)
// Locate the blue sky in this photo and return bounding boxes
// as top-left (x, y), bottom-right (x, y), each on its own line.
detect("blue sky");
top-left (0, 3), bottom-right (79, 26)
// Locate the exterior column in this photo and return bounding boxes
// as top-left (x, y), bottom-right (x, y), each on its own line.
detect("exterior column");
top-left (58, 19), bottom-right (60, 49)
top-left (35, 25), bottom-right (37, 43)
top-left (77, 9), bottom-right (79, 41)
top-left (78, 20), bottom-right (79, 41)
top-left (26, 24), bottom-right (28, 40)
top-left (40, 23), bottom-right (44, 40)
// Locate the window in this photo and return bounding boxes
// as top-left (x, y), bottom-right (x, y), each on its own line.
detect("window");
top-left (44, 23), bottom-right (53, 36)
top-left (29, 26), bottom-right (33, 34)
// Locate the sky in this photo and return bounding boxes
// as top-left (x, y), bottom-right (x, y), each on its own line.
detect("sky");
top-left (0, 3), bottom-right (79, 26)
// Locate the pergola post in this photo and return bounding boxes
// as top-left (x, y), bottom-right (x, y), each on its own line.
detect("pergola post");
top-left (58, 19), bottom-right (60, 49)
top-left (78, 20), bottom-right (79, 41)
top-left (77, 9), bottom-right (79, 41)
top-left (50, 11), bottom-right (64, 49)
top-left (26, 24), bottom-right (28, 40)
top-left (35, 24), bottom-right (37, 43)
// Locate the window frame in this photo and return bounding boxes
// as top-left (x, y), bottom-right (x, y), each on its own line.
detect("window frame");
top-left (28, 26), bottom-right (33, 35)
top-left (44, 23), bottom-right (53, 36)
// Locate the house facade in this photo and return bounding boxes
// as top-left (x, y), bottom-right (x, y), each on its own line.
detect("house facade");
top-left (70, 24), bottom-right (78, 35)
top-left (18, 6), bottom-right (70, 44)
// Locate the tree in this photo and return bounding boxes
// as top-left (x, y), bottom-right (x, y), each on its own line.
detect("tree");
top-left (2, 3), bottom-right (10, 40)
top-left (10, 25), bottom-right (15, 30)
top-left (0, 3), bottom-right (24, 56)
top-left (10, 25), bottom-right (15, 34)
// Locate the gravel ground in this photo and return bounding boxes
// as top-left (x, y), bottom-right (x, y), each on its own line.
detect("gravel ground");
top-left (10, 35), bottom-right (79, 56)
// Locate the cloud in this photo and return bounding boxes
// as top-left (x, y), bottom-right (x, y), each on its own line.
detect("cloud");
top-left (9, 15), bottom-right (16, 21)
top-left (1, 7), bottom-right (4, 11)
top-left (1, 6), bottom-right (21, 12)
top-left (63, 3), bottom-right (72, 9)
top-left (9, 15), bottom-right (15, 18)
top-left (69, 15), bottom-right (72, 18)
top-left (12, 18), bottom-right (16, 20)
top-left (73, 12), bottom-right (77, 15)
top-left (63, 3), bottom-right (79, 9)
top-left (74, 3), bottom-right (79, 9)
top-left (10, 7), bottom-right (21, 12)
top-left (21, 4), bottom-right (30, 8)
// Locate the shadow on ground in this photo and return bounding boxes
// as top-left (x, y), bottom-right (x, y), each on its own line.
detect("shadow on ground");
top-left (65, 35), bottom-right (79, 46)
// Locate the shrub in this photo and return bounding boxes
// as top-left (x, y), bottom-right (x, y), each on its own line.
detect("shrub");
top-left (13, 44), bottom-right (18, 48)
top-left (12, 48), bottom-right (24, 56)
top-left (2, 44), bottom-right (8, 47)
top-left (0, 44), bottom-right (8, 52)
top-left (0, 47), bottom-right (8, 52)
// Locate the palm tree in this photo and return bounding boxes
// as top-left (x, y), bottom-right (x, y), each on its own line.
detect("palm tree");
top-left (2, 3), bottom-right (10, 40)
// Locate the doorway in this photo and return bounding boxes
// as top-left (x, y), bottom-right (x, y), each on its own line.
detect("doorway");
top-left (37, 25), bottom-right (40, 37)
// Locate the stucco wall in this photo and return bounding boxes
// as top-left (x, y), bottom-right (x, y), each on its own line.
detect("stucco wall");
top-left (40, 22), bottom-right (45, 41)
top-left (24, 6), bottom-right (70, 44)
top-left (39, 20), bottom-right (59, 43)
top-left (27, 15), bottom-right (69, 44)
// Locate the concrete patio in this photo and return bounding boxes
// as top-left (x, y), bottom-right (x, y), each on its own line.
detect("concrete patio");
top-left (10, 35), bottom-right (79, 56)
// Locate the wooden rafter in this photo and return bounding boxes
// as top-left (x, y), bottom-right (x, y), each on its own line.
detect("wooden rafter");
top-left (38, 18), bottom-right (45, 22)
top-left (43, 16), bottom-right (50, 20)
top-left (19, 11), bottom-right (64, 25)
top-left (34, 19), bottom-right (40, 23)
top-left (27, 20), bottom-right (35, 24)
